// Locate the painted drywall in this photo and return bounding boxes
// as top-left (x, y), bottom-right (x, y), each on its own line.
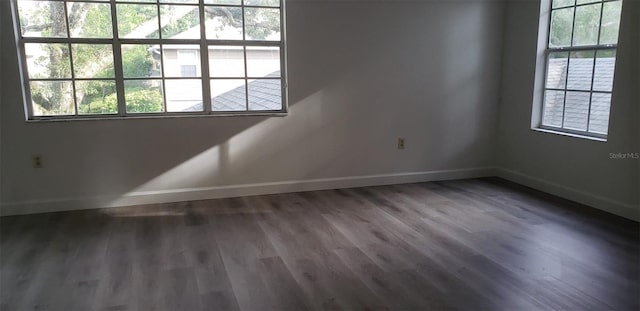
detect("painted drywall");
top-left (0, 0), bottom-right (505, 214)
top-left (497, 0), bottom-right (639, 219)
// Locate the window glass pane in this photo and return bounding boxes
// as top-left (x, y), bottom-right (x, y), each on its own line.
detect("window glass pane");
top-left (209, 46), bottom-right (245, 77)
top-left (549, 8), bottom-right (574, 47)
top-left (124, 80), bottom-right (165, 113)
top-left (552, 0), bottom-right (574, 8)
top-left (566, 51), bottom-right (594, 91)
top-left (30, 80), bottom-right (75, 116)
top-left (593, 50), bottom-right (615, 92)
top-left (599, 1), bottom-right (622, 45)
top-left (248, 79), bottom-right (281, 111)
top-left (76, 80), bottom-right (118, 114)
top-left (18, 1), bottom-right (68, 38)
top-left (572, 4), bottom-right (601, 46)
top-left (576, 0), bottom-right (600, 4)
top-left (72, 44), bottom-right (115, 79)
top-left (164, 79), bottom-right (203, 112)
top-left (25, 43), bottom-right (72, 79)
top-left (116, 0), bottom-right (155, 2)
top-left (244, 8), bottom-right (280, 41)
top-left (121, 44), bottom-right (162, 78)
top-left (246, 46), bottom-right (280, 77)
top-left (160, 0), bottom-right (198, 3)
top-left (117, 4), bottom-right (159, 39)
top-left (588, 93), bottom-right (611, 134)
top-left (563, 91), bottom-right (590, 130)
top-left (160, 5), bottom-right (200, 39)
top-left (205, 7), bottom-right (243, 40)
top-left (162, 45), bottom-right (200, 77)
top-left (542, 90), bottom-right (565, 128)
top-left (205, 0), bottom-right (241, 4)
top-left (67, 2), bottom-right (113, 38)
top-left (180, 65), bottom-right (198, 77)
top-left (245, 0), bottom-right (280, 7)
top-left (546, 52), bottom-right (568, 89)
top-left (211, 79), bottom-right (246, 111)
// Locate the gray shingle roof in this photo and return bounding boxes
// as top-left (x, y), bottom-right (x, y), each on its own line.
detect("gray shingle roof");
top-left (543, 57), bottom-right (615, 134)
top-left (211, 84), bottom-right (247, 112)
top-left (183, 70), bottom-right (281, 112)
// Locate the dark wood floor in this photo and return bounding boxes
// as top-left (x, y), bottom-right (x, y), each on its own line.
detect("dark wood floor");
top-left (1, 178), bottom-right (638, 311)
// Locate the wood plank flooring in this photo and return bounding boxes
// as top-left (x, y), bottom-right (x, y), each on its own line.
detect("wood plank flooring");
top-left (1, 177), bottom-right (638, 310)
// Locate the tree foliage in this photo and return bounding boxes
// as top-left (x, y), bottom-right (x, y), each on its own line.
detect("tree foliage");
top-left (549, 1), bottom-right (621, 48)
top-left (80, 88), bottom-right (163, 114)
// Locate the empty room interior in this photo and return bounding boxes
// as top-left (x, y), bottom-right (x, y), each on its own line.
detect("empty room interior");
top-left (0, 0), bottom-right (638, 309)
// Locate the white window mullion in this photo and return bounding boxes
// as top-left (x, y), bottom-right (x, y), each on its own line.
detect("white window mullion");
top-left (199, 0), bottom-right (211, 114)
top-left (242, 0), bottom-right (250, 111)
top-left (586, 2), bottom-right (607, 132)
top-left (280, 0), bottom-right (288, 112)
top-left (63, 1), bottom-right (79, 116)
top-left (110, 0), bottom-right (126, 116)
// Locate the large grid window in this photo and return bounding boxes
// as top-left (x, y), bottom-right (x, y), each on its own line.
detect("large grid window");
top-left (540, 0), bottom-right (622, 137)
top-left (12, 0), bottom-right (286, 119)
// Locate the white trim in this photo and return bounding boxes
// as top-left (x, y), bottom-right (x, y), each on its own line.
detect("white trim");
top-left (531, 0), bottom-right (551, 128)
top-left (5, 167), bottom-right (636, 221)
top-left (0, 167), bottom-right (495, 216)
top-left (497, 167), bottom-right (639, 221)
top-left (531, 127), bottom-right (607, 142)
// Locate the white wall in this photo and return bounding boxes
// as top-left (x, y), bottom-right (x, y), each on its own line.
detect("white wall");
top-left (0, 0), bottom-right (505, 215)
top-left (497, 0), bottom-right (639, 220)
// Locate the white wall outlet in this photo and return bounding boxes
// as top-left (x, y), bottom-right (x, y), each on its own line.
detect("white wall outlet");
top-left (33, 155), bottom-right (43, 168)
top-left (398, 138), bottom-right (405, 150)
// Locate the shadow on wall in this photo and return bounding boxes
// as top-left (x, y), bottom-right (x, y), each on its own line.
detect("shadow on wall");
top-left (1, 1), bottom-right (504, 215)
top-left (102, 1), bottom-right (501, 208)
top-left (105, 2), bottom-right (373, 206)
top-left (438, 0), bottom-right (500, 169)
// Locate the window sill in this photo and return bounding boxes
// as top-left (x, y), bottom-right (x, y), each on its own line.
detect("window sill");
top-left (531, 127), bottom-right (607, 142)
top-left (25, 111), bottom-right (288, 123)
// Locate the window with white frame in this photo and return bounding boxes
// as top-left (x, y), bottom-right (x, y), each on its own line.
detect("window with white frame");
top-left (178, 49), bottom-right (199, 77)
top-left (539, 0), bottom-right (622, 137)
top-left (12, 0), bottom-right (286, 119)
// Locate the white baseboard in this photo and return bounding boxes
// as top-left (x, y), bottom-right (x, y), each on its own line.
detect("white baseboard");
top-left (0, 167), bottom-right (495, 216)
top-left (496, 168), bottom-right (639, 221)
top-left (4, 167), bottom-right (637, 221)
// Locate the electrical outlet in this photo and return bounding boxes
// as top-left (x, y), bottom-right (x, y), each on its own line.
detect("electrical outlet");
top-left (398, 138), bottom-right (405, 150)
top-left (32, 155), bottom-right (43, 168)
